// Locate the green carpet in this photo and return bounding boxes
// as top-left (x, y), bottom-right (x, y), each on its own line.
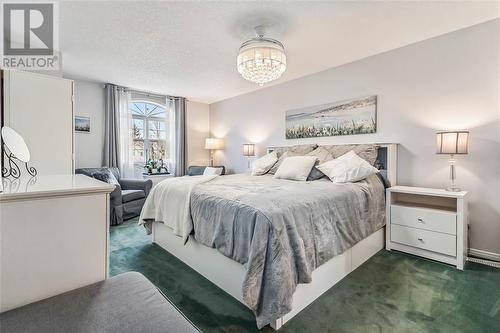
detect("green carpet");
top-left (110, 218), bottom-right (500, 332)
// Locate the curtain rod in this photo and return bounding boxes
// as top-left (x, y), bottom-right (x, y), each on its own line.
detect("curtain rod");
top-left (104, 83), bottom-right (185, 100)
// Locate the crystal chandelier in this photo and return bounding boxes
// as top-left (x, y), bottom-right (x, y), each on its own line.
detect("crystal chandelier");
top-left (237, 26), bottom-right (287, 86)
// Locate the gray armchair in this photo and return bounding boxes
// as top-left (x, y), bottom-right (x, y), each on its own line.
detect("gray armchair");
top-left (75, 167), bottom-right (152, 226)
top-left (187, 165), bottom-right (226, 176)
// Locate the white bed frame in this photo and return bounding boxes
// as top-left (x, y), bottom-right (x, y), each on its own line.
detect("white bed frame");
top-left (152, 143), bottom-right (398, 330)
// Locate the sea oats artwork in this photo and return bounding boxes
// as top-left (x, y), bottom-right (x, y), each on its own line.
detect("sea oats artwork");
top-left (285, 95), bottom-right (377, 139)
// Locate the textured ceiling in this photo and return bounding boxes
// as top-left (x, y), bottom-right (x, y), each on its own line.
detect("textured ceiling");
top-left (60, 1), bottom-right (499, 104)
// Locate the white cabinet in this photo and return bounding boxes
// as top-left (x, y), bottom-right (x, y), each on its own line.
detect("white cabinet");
top-left (0, 175), bottom-right (114, 312)
top-left (2, 70), bottom-right (74, 175)
top-left (386, 186), bottom-right (468, 269)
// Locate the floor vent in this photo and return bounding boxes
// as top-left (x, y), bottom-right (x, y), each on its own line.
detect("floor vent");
top-left (467, 256), bottom-right (500, 268)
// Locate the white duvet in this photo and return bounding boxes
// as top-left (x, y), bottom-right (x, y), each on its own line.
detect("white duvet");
top-left (138, 175), bottom-right (217, 242)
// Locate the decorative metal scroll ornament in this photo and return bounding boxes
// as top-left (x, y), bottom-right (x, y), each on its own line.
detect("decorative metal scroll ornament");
top-left (2, 144), bottom-right (37, 179)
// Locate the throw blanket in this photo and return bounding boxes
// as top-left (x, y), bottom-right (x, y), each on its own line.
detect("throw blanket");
top-left (190, 174), bottom-right (386, 328)
top-left (139, 175), bottom-right (217, 242)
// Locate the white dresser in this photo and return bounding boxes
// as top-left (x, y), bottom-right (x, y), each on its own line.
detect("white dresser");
top-left (386, 186), bottom-right (468, 269)
top-left (0, 175), bottom-right (114, 312)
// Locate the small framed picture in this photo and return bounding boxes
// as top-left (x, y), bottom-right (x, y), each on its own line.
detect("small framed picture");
top-left (75, 116), bottom-right (91, 133)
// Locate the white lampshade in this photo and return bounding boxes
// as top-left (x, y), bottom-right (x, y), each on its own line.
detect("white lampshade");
top-left (205, 138), bottom-right (224, 150)
top-left (243, 144), bottom-right (255, 157)
top-left (436, 131), bottom-right (469, 155)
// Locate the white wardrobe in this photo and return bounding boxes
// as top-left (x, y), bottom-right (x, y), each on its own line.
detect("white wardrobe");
top-left (0, 71), bottom-right (113, 313)
top-left (2, 70), bottom-right (74, 175)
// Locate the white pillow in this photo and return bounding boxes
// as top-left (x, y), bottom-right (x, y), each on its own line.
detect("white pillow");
top-left (251, 151), bottom-right (278, 176)
top-left (317, 150), bottom-right (378, 183)
top-left (273, 156), bottom-right (318, 181)
top-left (203, 167), bottom-right (223, 176)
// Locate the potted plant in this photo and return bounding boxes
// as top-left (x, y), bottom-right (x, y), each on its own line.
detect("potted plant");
top-left (144, 159), bottom-right (159, 174)
top-left (144, 146), bottom-right (169, 174)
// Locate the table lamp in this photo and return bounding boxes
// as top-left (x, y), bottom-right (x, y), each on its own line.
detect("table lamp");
top-left (205, 138), bottom-right (224, 166)
top-left (436, 131), bottom-right (469, 192)
top-left (242, 143), bottom-right (255, 169)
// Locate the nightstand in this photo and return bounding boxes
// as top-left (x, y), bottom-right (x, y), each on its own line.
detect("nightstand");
top-left (386, 186), bottom-right (469, 270)
top-left (142, 173), bottom-right (174, 187)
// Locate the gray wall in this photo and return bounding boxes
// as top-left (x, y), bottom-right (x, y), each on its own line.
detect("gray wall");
top-left (72, 81), bottom-right (210, 169)
top-left (209, 19), bottom-right (500, 254)
top-left (73, 80), bottom-right (105, 168)
top-left (186, 101), bottom-right (210, 167)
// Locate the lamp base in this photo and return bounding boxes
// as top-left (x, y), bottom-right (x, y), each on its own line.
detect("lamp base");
top-left (446, 155), bottom-right (461, 192)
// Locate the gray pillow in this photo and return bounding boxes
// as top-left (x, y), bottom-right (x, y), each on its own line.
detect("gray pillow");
top-left (92, 171), bottom-right (110, 183)
top-left (268, 144), bottom-right (318, 174)
top-left (93, 169), bottom-right (119, 185)
top-left (321, 144), bottom-right (379, 165)
top-left (306, 147), bottom-right (335, 181)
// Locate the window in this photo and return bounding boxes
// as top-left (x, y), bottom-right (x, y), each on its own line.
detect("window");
top-left (130, 101), bottom-right (170, 165)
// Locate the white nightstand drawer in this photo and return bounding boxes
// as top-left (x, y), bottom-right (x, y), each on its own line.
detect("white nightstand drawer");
top-left (391, 224), bottom-right (456, 256)
top-left (391, 204), bottom-right (456, 235)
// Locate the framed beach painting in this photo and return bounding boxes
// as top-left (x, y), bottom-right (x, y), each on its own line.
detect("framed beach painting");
top-left (75, 116), bottom-right (91, 133)
top-left (285, 95), bottom-right (377, 139)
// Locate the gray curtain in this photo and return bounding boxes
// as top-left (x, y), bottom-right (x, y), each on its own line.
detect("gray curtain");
top-left (170, 97), bottom-right (187, 176)
top-left (103, 84), bottom-right (121, 168)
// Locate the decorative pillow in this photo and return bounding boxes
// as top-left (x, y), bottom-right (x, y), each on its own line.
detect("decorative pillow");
top-left (203, 166), bottom-right (223, 176)
top-left (306, 147), bottom-right (335, 181)
top-left (251, 151), bottom-right (278, 176)
top-left (107, 170), bottom-right (120, 185)
top-left (93, 169), bottom-right (119, 185)
top-left (317, 150), bottom-right (379, 183)
top-left (92, 172), bottom-right (110, 183)
top-left (268, 151), bottom-right (300, 175)
top-left (321, 144), bottom-right (379, 165)
top-left (267, 144), bottom-right (318, 174)
top-left (273, 156), bottom-right (318, 181)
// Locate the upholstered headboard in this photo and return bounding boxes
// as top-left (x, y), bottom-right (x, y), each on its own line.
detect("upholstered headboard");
top-left (267, 143), bottom-right (398, 185)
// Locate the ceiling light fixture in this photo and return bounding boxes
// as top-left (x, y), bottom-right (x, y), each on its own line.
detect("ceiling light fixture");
top-left (237, 26), bottom-right (286, 86)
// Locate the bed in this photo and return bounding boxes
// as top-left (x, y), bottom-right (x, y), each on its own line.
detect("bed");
top-left (141, 143), bottom-right (397, 330)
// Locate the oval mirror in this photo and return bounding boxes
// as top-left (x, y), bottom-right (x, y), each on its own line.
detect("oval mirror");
top-left (1, 126), bottom-right (31, 162)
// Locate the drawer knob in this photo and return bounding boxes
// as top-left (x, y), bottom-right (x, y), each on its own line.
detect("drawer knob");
top-left (417, 218), bottom-right (424, 223)
top-left (417, 237), bottom-right (424, 242)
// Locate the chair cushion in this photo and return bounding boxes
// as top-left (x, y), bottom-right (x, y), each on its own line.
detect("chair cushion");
top-left (122, 189), bottom-right (145, 203)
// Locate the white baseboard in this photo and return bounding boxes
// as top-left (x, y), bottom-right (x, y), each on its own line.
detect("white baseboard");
top-left (468, 248), bottom-right (500, 262)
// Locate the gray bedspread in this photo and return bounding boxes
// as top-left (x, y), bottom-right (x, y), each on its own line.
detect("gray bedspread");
top-left (189, 173), bottom-right (386, 328)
